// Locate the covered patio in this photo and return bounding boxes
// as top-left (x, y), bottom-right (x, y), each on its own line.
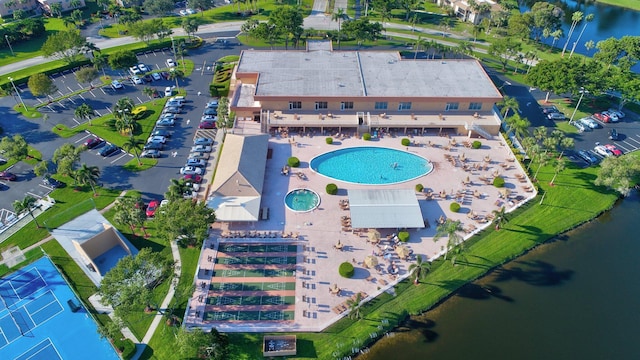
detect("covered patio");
top-left (347, 189), bottom-right (424, 229)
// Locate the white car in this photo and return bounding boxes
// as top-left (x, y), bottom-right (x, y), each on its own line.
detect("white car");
top-left (601, 111), bottom-right (619, 122)
top-left (131, 76), bottom-right (143, 85)
top-left (579, 117), bottom-right (599, 129)
top-left (164, 87), bottom-right (173, 97)
top-left (607, 108), bottom-right (625, 119)
top-left (156, 118), bottom-right (175, 127)
top-left (166, 59), bottom-right (177, 68)
top-left (180, 166), bottom-right (203, 175)
top-left (111, 80), bottom-right (124, 89)
top-left (594, 145), bottom-right (612, 157)
top-left (166, 100), bottom-right (184, 108)
top-left (169, 96), bottom-right (185, 105)
top-left (186, 158), bottom-right (206, 168)
top-left (186, 8), bottom-right (196, 14)
top-left (191, 145), bottom-right (212, 153)
top-left (201, 115), bottom-right (218, 122)
top-left (194, 137), bottom-right (213, 146)
top-left (147, 135), bottom-right (167, 144)
top-left (206, 100), bottom-right (219, 108)
top-left (571, 120), bottom-right (587, 132)
top-left (179, 9), bottom-right (188, 16)
top-left (129, 65), bottom-right (140, 75)
top-left (138, 63), bottom-right (150, 72)
top-left (151, 72), bottom-right (162, 81)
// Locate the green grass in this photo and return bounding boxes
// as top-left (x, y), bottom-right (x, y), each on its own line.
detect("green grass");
top-left (596, 0), bottom-right (640, 10)
top-left (123, 157), bottom-right (158, 171)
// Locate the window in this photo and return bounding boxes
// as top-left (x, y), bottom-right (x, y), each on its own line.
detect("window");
top-left (289, 101), bottom-right (301, 110)
top-left (398, 102), bottom-right (412, 111)
top-left (445, 102), bottom-right (459, 111)
top-left (315, 102), bottom-right (328, 110)
top-left (468, 102), bottom-right (482, 110)
top-left (375, 102), bottom-right (388, 110)
top-left (341, 102), bottom-right (354, 110)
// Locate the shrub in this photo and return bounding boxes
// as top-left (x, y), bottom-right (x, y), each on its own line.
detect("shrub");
top-left (450, 202), bottom-right (461, 212)
top-left (339, 262), bottom-right (355, 278)
top-left (287, 157), bottom-right (300, 167)
top-left (363, 132), bottom-right (371, 141)
top-left (114, 338), bottom-right (136, 359)
top-left (415, 184), bottom-right (424, 192)
top-left (326, 137), bottom-right (333, 144)
top-left (493, 176), bottom-right (505, 188)
top-left (326, 183), bottom-right (338, 195)
top-left (398, 231), bottom-right (410, 242)
top-left (401, 138), bottom-right (411, 146)
top-left (472, 140), bottom-right (482, 149)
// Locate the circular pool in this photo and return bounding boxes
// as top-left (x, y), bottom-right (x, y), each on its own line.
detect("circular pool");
top-left (284, 189), bottom-right (321, 212)
top-left (310, 147), bottom-right (432, 185)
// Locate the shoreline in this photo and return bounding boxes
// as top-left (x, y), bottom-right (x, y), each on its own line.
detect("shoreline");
top-left (595, 0), bottom-right (640, 11)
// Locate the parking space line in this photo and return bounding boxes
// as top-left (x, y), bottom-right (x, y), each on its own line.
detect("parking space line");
top-left (627, 137), bottom-right (640, 145)
top-left (137, 96), bottom-right (144, 104)
top-left (72, 117), bottom-right (81, 125)
top-left (78, 94), bottom-right (85, 100)
top-left (106, 106), bottom-right (112, 113)
top-left (95, 110), bottom-right (102, 116)
top-left (75, 133), bottom-right (92, 143)
top-left (26, 192), bottom-right (42, 199)
top-left (57, 102), bottom-right (67, 109)
top-left (100, 87), bottom-right (106, 95)
top-left (78, 84), bottom-right (84, 90)
top-left (111, 153), bottom-right (128, 164)
top-left (618, 143), bottom-right (634, 152)
top-left (68, 97), bottom-right (76, 104)
top-left (67, 86), bottom-right (74, 92)
top-left (589, 150), bottom-right (604, 159)
top-left (57, 90), bottom-right (64, 97)
top-left (89, 90), bottom-right (96, 97)
top-left (39, 184), bottom-right (54, 191)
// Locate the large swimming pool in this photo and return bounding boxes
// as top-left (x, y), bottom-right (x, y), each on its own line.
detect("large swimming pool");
top-left (310, 147), bottom-right (432, 185)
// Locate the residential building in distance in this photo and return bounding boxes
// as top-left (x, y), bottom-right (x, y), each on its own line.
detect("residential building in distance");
top-left (435, 0), bottom-right (500, 24)
top-left (0, 0), bottom-right (85, 18)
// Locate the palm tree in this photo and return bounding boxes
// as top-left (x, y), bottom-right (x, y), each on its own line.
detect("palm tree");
top-left (491, 206), bottom-right (508, 231)
top-left (562, 11), bottom-right (583, 57)
top-left (113, 97), bottom-right (135, 135)
top-left (533, 126), bottom-right (547, 143)
top-left (457, 41), bottom-right (473, 59)
top-left (550, 29), bottom-right (563, 50)
top-left (549, 158), bottom-right (567, 186)
top-left (13, 196), bottom-right (40, 228)
top-left (346, 292), bottom-right (363, 319)
top-left (524, 51), bottom-right (538, 74)
top-left (165, 179), bottom-right (189, 201)
top-left (408, 255), bottom-right (431, 285)
top-left (584, 40), bottom-right (595, 56)
top-left (433, 219), bottom-right (464, 261)
top-left (113, 97), bottom-right (134, 116)
top-left (557, 137), bottom-right (575, 159)
top-left (168, 69), bottom-right (184, 91)
top-left (123, 137), bottom-right (145, 165)
top-left (570, 14), bottom-right (595, 58)
top-left (498, 96), bottom-right (519, 117)
top-left (74, 103), bottom-right (95, 125)
top-left (92, 52), bottom-right (108, 77)
top-left (142, 86), bottom-right (156, 99)
top-left (75, 163), bottom-right (101, 195)
top-left (413, 36), bottom-right (426, 60)
top-left (331, 8), bottom-right (345, 49)
top-left (533, 153), bottom-right (549, 181)
top-left (505, 114), bottom-right (531, 140)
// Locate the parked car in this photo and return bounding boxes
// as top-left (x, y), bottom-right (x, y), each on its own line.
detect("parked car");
top-left (199, 121), bottom-right (216, 129)
top-left (194, 137), bottom-right (213, 146)
top-left (201, 115), bottom-right (218, 122)
top-left (203, 108), bottom-right (218, 116)
top-left (160, 71), bottom-right (170, 79)
top-left (142, 74), bottom-right (153, 83)
top-left (166, 59), bottom-right (177, 67)
top-left (577, 150), bottom-right (598, 165)
top-left (163, 106), bottom-right (181, 114)
top-left (84, 137), bottom-right (104, 149)
top-left (571, 121), bottom-right (588, 132)
top-left (188, 151), bottom-right (210, 160)
top-left (151, 72), bottom-right (162, 81)
top-left (579, 117), bottom-right (599, 129)
top-left (183, 174), bottom-right (202, 183)
top-left (99, 144), bottom-right (120, 156)
top-left (592, 112), bottom-right (612, 123)
top-left (156, 118), bottom-right (175, 127)
top-left (141, 149), bottom-right (161, 158)
top-left (111, 80), bottom-right (124, 90)
top-left (164, 87), bottom-right (173, 97)
top-left (191, 145), bottom-right (212, 153)
top-left (541, 105), bottom-right (558, 115)
top-left (604, 144), bottom-right (623, 156)
top-left (0, 171), bottom-right (17, 181)
top-left (607, 108), bottom-right (625, 118)
top-left (180, 166), bottom-right (203, 175)
top-left (160, 113), bottom-right (176, 121)
top-left (146, 200), bottom-right (160, 217)
top-left (186, 158), bottom-right (206, 168)
top-left (147, 135), bottom-right (167, 144)
top-left (206, 100), bottom-right (219, 109)
top-left (129, 65), bottom-right (140, 75)
top-left (131, 76), bottom-right (143, 85)
top-left (609, 128), bottom-right (619, 141)
top-left (42, 175), bottom-right (62, 188)
top-left (179, 9), bottom-right (189, 16)
top-left (547, 112), bottom-right (566, 121)
top-left (166, 100), bottom-right (184, 108)
top-left (152, 129), bottom-right (171, 138)
top-left (185, 181), bottom-right (200, 191)
top-left (138, 63), bottom-right (150, 72)
top-left (594, 145), bottom-right (612, 157)
top-left (143, 142), bottom-right (163, 150)
top-left (169, 96), bottom-right (185, 104)
top-left (601, 111), bottom-right (619, 122)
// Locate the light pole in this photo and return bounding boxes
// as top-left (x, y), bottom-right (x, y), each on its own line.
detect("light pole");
top-left (569, 88), bottom-right (588, 123)
top-left (5, 35), bottom-right (14, 56)
top-left (498, 80), bottom-right (512, 92)
top-left (8, 77), bottom-right (26, 109)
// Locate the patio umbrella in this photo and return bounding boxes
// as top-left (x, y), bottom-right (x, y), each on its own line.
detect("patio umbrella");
top-left (364, 255), bottom-right (378, 268)
top-left (499, 188), bottom-right (511, 198)
top-left (368, 229), bottom-right (381, 243)
top-left (396, 245), bottom-right (411, 259)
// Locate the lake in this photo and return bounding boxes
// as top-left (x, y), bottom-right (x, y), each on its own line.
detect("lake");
top-left (361, 191), bottom-right (640, 359)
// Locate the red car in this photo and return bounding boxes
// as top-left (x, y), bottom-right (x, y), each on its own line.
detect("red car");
top-left (182, 174), bottom-right (202, 183)
top-left (84, 137), bottom-right (104, 149)
top-left (592, 113), bottom-right (612, 123)
top-left (199, 121), bottom-right (216, 129)
top-left (146, 200), bottom-right (160, 217)
top-left (604, 144), bottom-right (623, 156)
top-left (0, 171), bottom-right (17, 181)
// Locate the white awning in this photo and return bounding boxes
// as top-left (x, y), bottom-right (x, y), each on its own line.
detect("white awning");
top-left (348, 189), bottom-right (424, 229)
top-left (207, 196), bottom-right (262, 222)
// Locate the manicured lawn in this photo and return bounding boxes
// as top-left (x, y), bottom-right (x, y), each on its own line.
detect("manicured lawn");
top-left (597, 0), bottom-right (640, 10)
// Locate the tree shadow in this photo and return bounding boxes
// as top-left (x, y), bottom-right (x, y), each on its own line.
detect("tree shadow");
top-left (456, 283), bottom-right (514, 303)
top-left (490, 260), bottom-right (573, 287)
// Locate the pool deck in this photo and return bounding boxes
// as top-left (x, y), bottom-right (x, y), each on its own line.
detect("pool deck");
top-left (186, 131), bottom-right (535, 332)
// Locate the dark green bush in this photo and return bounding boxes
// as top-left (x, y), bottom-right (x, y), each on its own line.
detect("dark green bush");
top-left (415, 184), bottom-right (424, 192)
top-left (401, 138), bottom-right (411, 146)
top-left (288, 157), bottom-right (300, 167)
top-left (450, 202), bottom-right (461, 212)
top-left (493, 176), bottom-right (505, 188)
top-left (363, 133), bottom-right (371, 141)
top-left (326, 183), bottom-right (338, 195)
top-left (113, 338), bottom-right (136, 359)
top-left (398, 231), bottom-right (410, 242)
top-left (472, 140), bottom-right (482, 149)
top-left (339, 262), bottom-right (355, 278)
top-left (326, 137), bottom-right (333, 144)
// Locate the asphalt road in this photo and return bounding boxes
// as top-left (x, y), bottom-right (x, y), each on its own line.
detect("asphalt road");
top-left (0, 33), bottom-right (247, 219)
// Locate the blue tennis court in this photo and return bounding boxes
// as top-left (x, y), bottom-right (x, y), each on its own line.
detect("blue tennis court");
top-left (0, 257), bottom-right (119, 360)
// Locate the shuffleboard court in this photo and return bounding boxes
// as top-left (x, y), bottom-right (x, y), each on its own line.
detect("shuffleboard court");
top-left (207, 295), bottom-right (295, 306)
top-left (204, 310), bottom-right (295, 322)
top-left (217, 256), bottom-right (297, 265)
top-left (211, 281), bottom-right (296, 292)
top-left (218, 244), bottom-right (298, 253)
top-left (218, 269), bottom-right (296, 278)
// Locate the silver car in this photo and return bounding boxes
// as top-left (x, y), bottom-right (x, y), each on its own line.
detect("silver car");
top-left (579, 117), bottom-right (599, 129)
top-left (194, 137), bottom-right (213, 146)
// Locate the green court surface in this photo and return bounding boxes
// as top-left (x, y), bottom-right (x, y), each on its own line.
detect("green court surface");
top-left (215, 268), bottom-right (295, 278)
top-left (204, 310), bottom-right (295, 321)
top-left (210, 281), bottom-right (296, 291)
top-left (207, 295), bottom-right (295, 306)
top-left (218, 244), bottom-right (298, 253)
top-left (217, 256), bottom-right (297, 265)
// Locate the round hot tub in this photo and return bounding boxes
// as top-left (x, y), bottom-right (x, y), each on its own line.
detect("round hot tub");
top-left (285, 189), bottom-right (321, 212)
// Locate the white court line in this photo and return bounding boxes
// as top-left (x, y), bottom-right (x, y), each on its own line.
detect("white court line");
top-left (0, 324), bottom-right (8, 344)
top-left (12, 269), bottom-right (45, 298)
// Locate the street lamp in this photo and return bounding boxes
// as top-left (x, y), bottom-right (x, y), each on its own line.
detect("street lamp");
top-left (498, 80), bottom-right (512, 92)
top-left (5, 35), bottom-right (14, 56)
top-left (569, 88), bottom-right (588, 123)
top-left (8, 77), bottom-right (26, 110)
